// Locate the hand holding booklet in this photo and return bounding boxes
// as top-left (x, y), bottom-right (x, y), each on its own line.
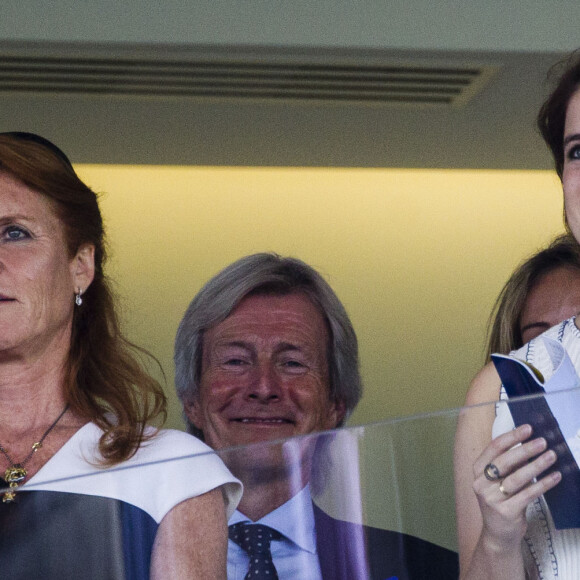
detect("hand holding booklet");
top-left (492, 337), bottom-right (580, 529)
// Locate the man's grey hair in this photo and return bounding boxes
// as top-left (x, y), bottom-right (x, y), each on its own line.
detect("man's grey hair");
top-left (174, 253), bottom-right (362, 437)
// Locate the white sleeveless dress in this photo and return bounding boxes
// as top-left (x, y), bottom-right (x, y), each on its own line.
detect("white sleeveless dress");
top-left (493, 317), bottom-right (580, 580)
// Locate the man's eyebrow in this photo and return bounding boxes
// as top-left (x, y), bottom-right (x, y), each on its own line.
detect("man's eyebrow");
top-left (214, 341), bottom-right (253, 350)
top-left (563, 133), bottom-right (580, 147)
top-left (274, 342), bottom-right (306, 354)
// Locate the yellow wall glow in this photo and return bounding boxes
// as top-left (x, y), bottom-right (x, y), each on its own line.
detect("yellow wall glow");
top-left (75, 165), bottom-right (565, 431)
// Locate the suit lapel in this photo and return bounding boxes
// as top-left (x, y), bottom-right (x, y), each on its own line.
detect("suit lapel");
top-left (313, 502), bottom-right (370, 580)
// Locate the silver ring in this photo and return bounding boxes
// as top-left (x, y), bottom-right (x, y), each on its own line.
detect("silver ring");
top-left (484, 463), bottom-right (502, 481)
top-left (499, 481), bottom-right (510, 496)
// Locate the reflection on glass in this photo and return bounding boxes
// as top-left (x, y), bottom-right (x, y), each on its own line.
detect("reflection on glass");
top-left (7, 398), bottom-right (554, 578)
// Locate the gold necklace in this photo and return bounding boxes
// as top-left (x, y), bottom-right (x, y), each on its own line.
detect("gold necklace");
top-left (0, 404), bottom-right (69, 503)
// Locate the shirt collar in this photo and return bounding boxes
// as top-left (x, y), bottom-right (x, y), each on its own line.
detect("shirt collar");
top-left (229, 485), bottom-right (317, 554)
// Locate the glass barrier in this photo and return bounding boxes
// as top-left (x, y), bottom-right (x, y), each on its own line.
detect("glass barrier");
top-left (1, 389), bottom-right (578, 579)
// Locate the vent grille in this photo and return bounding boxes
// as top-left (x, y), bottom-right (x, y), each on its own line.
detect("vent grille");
top-left (0, 54), bottom-right (495, 106)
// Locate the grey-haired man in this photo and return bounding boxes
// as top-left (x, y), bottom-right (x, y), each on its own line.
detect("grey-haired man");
top-left (175, 253), bottom-right (458, 579)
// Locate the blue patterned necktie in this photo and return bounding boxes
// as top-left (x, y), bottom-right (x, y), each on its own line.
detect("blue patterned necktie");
top-left (228, 522), bottom-right (282, 580)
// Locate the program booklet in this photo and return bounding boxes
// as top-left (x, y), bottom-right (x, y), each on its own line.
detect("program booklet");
top-left (491, 337), bottom-right (580, 529)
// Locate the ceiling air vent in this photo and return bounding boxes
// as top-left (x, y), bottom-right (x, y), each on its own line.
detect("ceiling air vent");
top-left (0, 53), bottom-right (496, 107)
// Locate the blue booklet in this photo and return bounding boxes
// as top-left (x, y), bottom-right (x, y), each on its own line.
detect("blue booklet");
top-left (492, 338), bottom-right (580, 529)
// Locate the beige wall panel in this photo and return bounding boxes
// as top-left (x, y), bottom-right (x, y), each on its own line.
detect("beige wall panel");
top-left (76, 165), bottom-right (564, 431)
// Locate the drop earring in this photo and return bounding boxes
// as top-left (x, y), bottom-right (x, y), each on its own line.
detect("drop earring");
top-left (75, 289), bottom-right (83, 306)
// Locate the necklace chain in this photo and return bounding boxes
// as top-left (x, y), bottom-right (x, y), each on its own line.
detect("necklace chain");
top-left (0, 404), bottom-right (69, 503)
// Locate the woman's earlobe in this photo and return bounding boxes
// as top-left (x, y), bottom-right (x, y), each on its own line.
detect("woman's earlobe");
top-left (73, 243), bottom-right (96, 290)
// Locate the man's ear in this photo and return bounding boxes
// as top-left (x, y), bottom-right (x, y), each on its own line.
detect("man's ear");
top-left (184, 397), bottom-right (204, 432)
top-left (71, 243), bottom-right (95, 293)
top-left (333, 399), bottom-right (347, 427)
top-left (326, 398), bottom-right (347, 429)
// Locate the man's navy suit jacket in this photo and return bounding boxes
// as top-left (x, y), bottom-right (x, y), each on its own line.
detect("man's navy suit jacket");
top-left (314, 503), bottom-right (459, 580)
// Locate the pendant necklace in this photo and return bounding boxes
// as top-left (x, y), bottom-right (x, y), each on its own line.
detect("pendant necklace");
top-left (0, 404), bottom-right (69, 503)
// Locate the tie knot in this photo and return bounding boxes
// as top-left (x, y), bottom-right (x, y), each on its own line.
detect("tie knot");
top-left (228, 523), bottom-right (282, 556)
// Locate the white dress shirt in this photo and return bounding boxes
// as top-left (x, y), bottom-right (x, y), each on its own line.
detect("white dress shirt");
top-left (227, 485), bottom-right (323, 580)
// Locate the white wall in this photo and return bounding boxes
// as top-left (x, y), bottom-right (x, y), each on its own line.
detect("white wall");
top-left (3, 1), bottom-right (580, 52)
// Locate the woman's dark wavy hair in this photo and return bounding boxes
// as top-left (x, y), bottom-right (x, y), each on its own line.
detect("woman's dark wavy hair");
top-left (538, 51), bottom-right (580, 179)
top-left (0, 132), bottom-right (166, 465)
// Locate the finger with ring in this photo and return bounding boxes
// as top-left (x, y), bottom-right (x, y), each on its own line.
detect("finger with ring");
top-left (484, 463), bottom-right (502, 481)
